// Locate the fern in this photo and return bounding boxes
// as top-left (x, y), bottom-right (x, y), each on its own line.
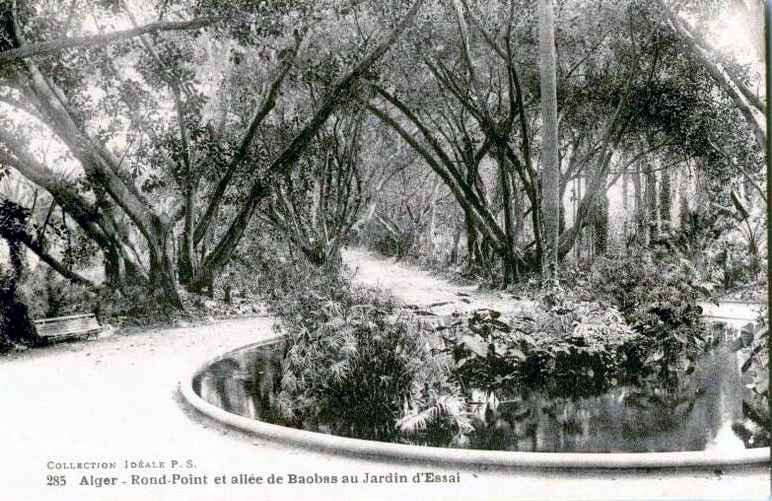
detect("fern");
top-left (398, 394), bottom-right (473, 441)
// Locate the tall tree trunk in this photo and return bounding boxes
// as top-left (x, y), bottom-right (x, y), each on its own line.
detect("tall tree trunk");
top-left (494, 150), bottom-right (517, 285)
top-left (459, 153), bottom-right (479, 269)
top-left (659, 168), bottom-right (672, 233)
top-left (177, 183), bottom-right (199, 286)
top-left (103, 245), bottom-right (124, 287)
top-left (678, 169), bottom-right (690, 229)
top-left (622, 164), bottom-right (629, 241)
top-left (148, 228), bottom-right (183, 310)
top-left (512, 176), bottom-right (524, 246)
top-left (538, 0), bottom-right (560, 282)
top-left (574, 177), bottom-right (581, 262)
top-left (645, 165), bottom-right (658, 244)
top-left (591, 193), bottom-right (609, 257)
top-left (633, 166), bottom-right (643, 245)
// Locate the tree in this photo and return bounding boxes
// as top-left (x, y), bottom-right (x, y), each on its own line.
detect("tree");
top-left (538, 0), bottom-right (559, 282)
top-left (260, 110), bottom-right (368, 266)
top-left (362, 0), bottom-right (716, 281)
top-left (0, 0), bottom-right (426, 308)
top-left (656, 0), bottom-right (766, 153)
top-left (0, 199), bottom-right (39, 345)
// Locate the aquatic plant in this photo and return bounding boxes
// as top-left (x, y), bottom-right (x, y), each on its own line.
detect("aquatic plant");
top-left (736, 308), bottom-right (770, 447)
top-left (591, 251), bottom-right (718, 381)
top-left (267, 261), bottom-right (467, 442)
top-left (436, 298), bottom-right (640, 398)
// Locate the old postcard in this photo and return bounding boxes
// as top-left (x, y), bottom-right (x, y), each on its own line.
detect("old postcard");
top-left (0, 0), bottom-right (769, 499)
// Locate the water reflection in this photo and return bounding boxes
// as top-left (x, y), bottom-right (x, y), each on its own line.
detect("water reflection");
top-left (193, 346), bottom-right (284, 422)
top-left (193, 323), bottom-right (756, 453)
top-left (462, 338), bottom-right (752, 452)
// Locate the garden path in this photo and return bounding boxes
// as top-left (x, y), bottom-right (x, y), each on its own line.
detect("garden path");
top-left (343, 247), bottom-right (764, 325)
top-left (342, 247), bottom-right (536, 316)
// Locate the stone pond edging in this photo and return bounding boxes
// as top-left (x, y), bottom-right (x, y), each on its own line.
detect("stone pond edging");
top-left (179, 336), bottom-right (770, 471)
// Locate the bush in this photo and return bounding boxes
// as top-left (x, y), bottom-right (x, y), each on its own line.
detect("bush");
top-left (436, 292), bottom-right (640, 398)
top-left (264, 258), bottom-right (468, 444)
top-left (0, 266), bottom-right (39, 350)
top-left (736, 308), bottom-right (770, 447)
top-left (277, 306), bottom-right (453, 441)
top-left (591, 251), bottom-right (718, 381)
top-left (707, 237), bottom-right (762, 290)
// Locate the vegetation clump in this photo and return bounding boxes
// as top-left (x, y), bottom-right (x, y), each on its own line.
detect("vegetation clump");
top-left (591, 250), bottom-right (719, 381)
top-left (436, 292), bottom-right (640, 398)
top-left (736, 308), bottom-right (770, 447)
top-left (264, 259), bottom-right (469, 444)
top-left (253, 248), bottom-right (767, 448)
top-left (0, 266), bottom-right (39, 351)
top-left (0, 0), bottom-right (766, 455)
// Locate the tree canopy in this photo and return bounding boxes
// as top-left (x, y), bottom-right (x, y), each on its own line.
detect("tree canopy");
top-left (0, 0), bottom-right (764, 310)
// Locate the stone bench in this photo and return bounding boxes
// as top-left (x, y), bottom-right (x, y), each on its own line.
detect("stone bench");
top-left (34, 313), bottom-right (103, 344)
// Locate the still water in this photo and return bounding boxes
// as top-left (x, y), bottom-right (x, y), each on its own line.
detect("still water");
top-left (193, 323), bottom-right (757, 453)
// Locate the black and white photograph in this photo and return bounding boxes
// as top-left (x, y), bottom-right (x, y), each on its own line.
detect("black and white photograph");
top-left (0, 0), bottom-right (769, 499)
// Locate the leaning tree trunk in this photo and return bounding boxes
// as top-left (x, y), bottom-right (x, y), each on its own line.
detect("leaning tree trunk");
top-left (465, 209), bottom-right (479, 267)
top-left (12, 59), bottom-right (185, 311)
top-left (187, 0), bottom-right (426, 292)
top-left (538, 0), bottom-right (560, 283)
top-left (658, 0), bottom-right (766, 151)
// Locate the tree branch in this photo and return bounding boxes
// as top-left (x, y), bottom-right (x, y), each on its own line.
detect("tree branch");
top-left (193, 39), bottom-right (300, 245)
top-left (192, 0), bottom-right (427, 285)
top-left (1, 230), bottom-right (97, 289)
top-left (656, 0), bottom-right (766, 148)
top-left (0, 17), bottom-right (217, 66)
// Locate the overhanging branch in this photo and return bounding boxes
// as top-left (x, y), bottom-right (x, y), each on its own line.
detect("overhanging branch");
top-left (0, 17), bottom-right (217, 66)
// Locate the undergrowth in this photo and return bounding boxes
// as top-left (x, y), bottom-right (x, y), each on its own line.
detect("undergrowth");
top-left (260, 256), bottom-right (470, 445)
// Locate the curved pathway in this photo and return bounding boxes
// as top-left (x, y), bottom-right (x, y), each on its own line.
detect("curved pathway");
top-left (0, 250), bottom-right (767, 500)
top-left (343, 248), bottom-right (536, 316)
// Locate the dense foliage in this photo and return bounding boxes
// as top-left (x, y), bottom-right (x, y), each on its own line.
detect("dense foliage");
top-left (591, 250), bottom-right (719, 381)
top-left (261, 258), bottom-right (469, 444)
top-left (252, 252), bottom-right (755, 448)
top-left (436, 295), bottom-right (640, 398)
top-left (0, 263), bottom-right (38, 350)
top-left (0, 0), bottom-right (766, 456)
top-left (738, 308), bottom-right (770, 447)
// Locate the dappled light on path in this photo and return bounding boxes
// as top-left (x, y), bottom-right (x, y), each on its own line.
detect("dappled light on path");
top-left (342, 248), bottom-right (535, 316)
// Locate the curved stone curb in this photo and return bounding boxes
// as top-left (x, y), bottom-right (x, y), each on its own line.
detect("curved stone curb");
top-left (180, 338), bottom-right (770, 470)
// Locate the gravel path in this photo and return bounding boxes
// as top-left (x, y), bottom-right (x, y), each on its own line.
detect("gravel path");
top-left (0, 250), bottom-right (767, 500)
top-left (342, 247), bottom-right (536, 316)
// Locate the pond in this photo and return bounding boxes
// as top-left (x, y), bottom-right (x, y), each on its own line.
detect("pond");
top-left (192, 322), bottom-right (761, 453)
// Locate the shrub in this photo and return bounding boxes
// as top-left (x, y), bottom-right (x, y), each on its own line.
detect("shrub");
top-left (591, 251), bottom-right (717, 381)
top-left (436, 292), bottom-right (640, 398)
top-left (736, 308), bottom-right (770, 447)
top-left (265, 258), bottom-right (469, 443)
top-left (0, 266), bottom-right (39, 350)
top-left (277, 306), bottom-right (465, 442)
top-left (707, 237), bottom-right (762, 290)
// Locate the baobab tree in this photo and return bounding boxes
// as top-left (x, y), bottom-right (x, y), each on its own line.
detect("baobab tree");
top-left (0, 0), bottom-right (426, 309)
